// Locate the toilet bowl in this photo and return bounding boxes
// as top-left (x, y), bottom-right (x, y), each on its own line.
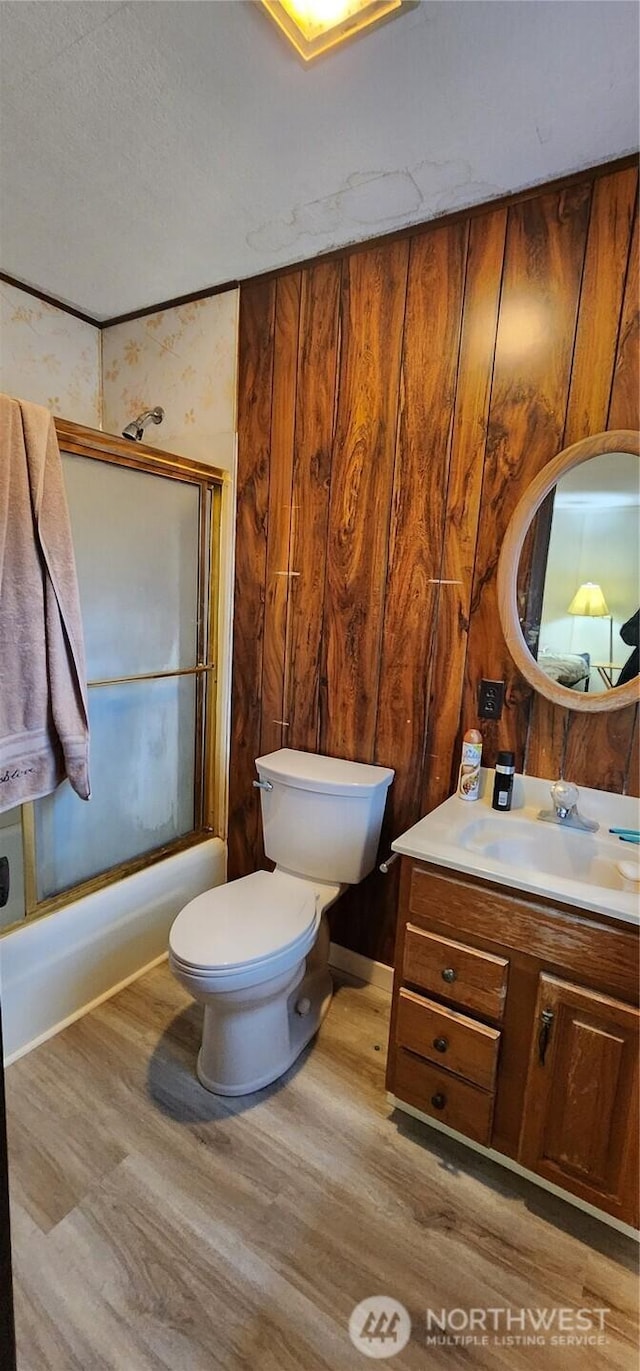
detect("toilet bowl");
top-left (170, 869), bottom-right (340, 1094)
top-left (169, 749), bottom-right (394, 1095)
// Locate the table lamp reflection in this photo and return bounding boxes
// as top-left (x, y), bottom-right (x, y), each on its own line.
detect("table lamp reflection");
top-left (567, 581), bottom-right (613, 681)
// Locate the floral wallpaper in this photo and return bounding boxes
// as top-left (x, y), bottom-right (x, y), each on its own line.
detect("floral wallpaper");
top-left (0, 281), bottom-right (239, 471)
top-left (0, 280), bottom-right (101, 426)
top-left (102, 291), bottom-right (239, 471)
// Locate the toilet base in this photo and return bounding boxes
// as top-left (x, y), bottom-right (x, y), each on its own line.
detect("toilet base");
top-left (196, 968), bottom-right (333, 1096)
top-left (195, 920), bottom-right (334, 1096)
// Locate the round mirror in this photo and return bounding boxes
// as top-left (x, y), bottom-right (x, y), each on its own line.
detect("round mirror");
top-left (498, 431), bottom-right (640, 713)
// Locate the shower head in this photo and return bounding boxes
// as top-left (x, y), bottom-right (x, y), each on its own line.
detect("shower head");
top-left (122, 407), bottom-right (165, 441)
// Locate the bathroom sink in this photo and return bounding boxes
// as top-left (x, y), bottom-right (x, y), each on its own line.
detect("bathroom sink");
top-left (454, 815), bottom-right (631, 893)
top-left (392, 771), bottom-right (640, 926)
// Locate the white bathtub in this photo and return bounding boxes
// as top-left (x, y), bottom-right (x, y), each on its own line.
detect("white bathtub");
top-left (0, 836), bottom-right (225, 1061)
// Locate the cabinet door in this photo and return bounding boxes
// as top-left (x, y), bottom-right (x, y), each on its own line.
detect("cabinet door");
top-left (519, 974), bottom-right (639, 1226)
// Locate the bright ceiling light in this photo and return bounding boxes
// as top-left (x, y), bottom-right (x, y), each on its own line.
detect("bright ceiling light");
top-left (261, 0), bottom-right (409, 61)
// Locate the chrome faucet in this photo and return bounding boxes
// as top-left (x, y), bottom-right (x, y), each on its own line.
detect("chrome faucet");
top-left (538, 780), bottom-right (599, 833)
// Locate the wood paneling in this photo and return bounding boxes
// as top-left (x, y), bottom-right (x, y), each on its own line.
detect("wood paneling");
top-left (228, 280), bottom-right (275, 880)
top-left (553, 171), bottom-right (639, 789)
top-left (609, 204), bottom-right (640, 432)
top-left (464, 185), bottom-right (592, 769)
top-left (422, 209), bottom-right (508, 812)
top-left (561, 709), bottom-right (638, 796)
top-left (376, 224), bottom-right (467, 833)
top-left (320, 243), bottom-right (409, 761)
top-left (232, 162), bottom-right (640, 960)
top-left (363, 225), bottom-right (467, 962)
top-left (260, 274), bottom-right (301, 758)
top-left (566, 168), bottom-right (638, 439)
top-left (287, 262), bottom-right (342, 752)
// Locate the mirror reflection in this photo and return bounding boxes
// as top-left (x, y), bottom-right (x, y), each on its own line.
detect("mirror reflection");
top-left (517, 451), bottom-right (640, 695)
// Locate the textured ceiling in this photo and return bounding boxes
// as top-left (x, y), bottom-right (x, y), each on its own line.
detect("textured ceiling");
top-left (0, 0), bottom-right (638, 320)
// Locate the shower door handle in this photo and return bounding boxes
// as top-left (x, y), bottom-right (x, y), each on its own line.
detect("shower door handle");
top-left (0, 858), bottom-right (8, 909)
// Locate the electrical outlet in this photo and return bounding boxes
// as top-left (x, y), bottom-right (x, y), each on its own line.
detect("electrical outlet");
top-left (478, 679), bottom-right (505, 720)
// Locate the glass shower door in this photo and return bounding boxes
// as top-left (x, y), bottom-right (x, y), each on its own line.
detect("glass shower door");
top-left (33, 453), bottom-right (207, 902)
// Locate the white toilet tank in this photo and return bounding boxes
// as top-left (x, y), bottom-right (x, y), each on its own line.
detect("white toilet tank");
top-left (255, 749), bottom-right (394, 884)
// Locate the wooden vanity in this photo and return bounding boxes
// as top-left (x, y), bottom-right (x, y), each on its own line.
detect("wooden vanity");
top-left (387, 856), bottom-right (640, 1230)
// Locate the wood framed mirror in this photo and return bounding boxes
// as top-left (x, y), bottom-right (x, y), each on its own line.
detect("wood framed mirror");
top-left (497, 430), bottom-right (640, 713)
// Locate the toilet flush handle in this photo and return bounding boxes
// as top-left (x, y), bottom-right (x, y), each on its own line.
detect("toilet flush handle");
top-left (252, 779), bottom-right (273, 791)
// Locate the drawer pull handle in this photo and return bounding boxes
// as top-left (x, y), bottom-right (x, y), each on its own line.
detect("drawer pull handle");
top-left (431, 1092), bottom-right (447, 1110)
top-left (433, 1036), bottom-right (448, 1054)
top-left (441, 967), bottom-right (457, 984)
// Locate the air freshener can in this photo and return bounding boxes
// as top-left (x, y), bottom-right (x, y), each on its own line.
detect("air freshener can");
top-left (458, 728), bottom-right (482, 801)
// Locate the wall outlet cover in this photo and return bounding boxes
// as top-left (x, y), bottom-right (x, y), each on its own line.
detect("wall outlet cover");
top-left (478, 679), bottom-right (505, 719)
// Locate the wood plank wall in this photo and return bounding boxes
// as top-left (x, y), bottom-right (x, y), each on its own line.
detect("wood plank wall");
top-left (230, 162), bottom-right (639, 965)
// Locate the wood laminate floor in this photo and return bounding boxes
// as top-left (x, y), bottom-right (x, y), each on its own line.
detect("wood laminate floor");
top-left (5, 965), bottom-right (638, 1370)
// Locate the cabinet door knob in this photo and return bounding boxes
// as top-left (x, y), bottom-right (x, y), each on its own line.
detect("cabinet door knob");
top-left (441, 967), bottom-right (457, 984)
top-left (431, 1092), bottom-right (447, 1110)
top-left (433, 1036), bottom-right (448, 1053)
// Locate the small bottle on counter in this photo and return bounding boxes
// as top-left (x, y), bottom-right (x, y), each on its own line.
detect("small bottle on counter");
top-left (492, 751), bottom-right (515, 811)
top-left (458, 728), bottom-right (483, 801)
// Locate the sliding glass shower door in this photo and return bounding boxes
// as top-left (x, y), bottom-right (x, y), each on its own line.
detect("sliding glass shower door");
top-left (15, 423), bottom-right (223, 918)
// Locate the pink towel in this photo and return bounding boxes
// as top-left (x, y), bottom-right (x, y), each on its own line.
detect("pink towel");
top-left (0, 395), bottom-right (90, 812)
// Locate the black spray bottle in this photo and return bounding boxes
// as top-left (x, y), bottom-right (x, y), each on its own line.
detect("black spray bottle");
top-left (492, 751), bottom-right (515, 811)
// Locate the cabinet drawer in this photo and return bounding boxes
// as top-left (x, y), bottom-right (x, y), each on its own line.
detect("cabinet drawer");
top-left (403, 924), bottom-right (508, 1021)
top-left (393, 1048), bottom-right (494, 1145)
top-left (396, 989), bottom-right (501, 1091)
top-left (408, 864), bottom-right (638, 1004)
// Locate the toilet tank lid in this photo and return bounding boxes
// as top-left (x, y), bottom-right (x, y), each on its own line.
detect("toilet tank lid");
top-left (255, 749), bottom-right (394, 797)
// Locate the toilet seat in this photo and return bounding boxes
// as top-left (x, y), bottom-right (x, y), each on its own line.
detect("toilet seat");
top-left (168, 869), bottom-right (317, 975)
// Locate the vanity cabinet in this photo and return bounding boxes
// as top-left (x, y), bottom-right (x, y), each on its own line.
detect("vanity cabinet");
top-left (386, 858), bottom-right (640, 1229)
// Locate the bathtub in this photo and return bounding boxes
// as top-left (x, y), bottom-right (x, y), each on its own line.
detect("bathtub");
top-left (0, 836), bottom-right (225, 1061)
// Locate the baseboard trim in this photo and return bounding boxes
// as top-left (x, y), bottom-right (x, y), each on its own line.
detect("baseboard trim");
top-left (4, 951), bottom-right (169, 1067)
top-left (329, 942), bottom-right (393, 994)
top-left (5, 942), bottom-right (390, 1065)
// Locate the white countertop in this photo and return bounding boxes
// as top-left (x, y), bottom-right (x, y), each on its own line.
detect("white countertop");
top-left (392, 771), bottom-right (640, 927)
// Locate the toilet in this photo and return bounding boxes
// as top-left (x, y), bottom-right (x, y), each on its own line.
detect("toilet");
top-left (169, 748), bottom-right (394, 1095)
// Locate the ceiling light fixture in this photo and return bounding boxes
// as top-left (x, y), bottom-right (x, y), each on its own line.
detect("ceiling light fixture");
top-left (261, 0), bottom-right (410, 62)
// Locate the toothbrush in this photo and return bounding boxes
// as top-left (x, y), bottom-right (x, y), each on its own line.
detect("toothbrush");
top-left (609, 827), bottom-right (640, 837)
top-left (618, 835), bottom-right (640, 844)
